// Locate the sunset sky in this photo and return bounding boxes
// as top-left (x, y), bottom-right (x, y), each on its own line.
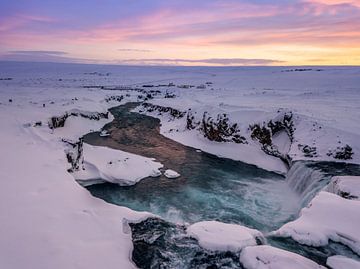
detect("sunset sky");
top-left (0, 0), bottom-right (359, 66)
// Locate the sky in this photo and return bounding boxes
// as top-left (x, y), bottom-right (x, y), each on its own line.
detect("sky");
top-left (0, 0), bottom-right (359, 66)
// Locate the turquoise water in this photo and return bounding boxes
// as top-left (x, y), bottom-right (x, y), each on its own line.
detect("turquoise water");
top-left (83, 104), bottom-right (360, 268)
top-left (85, 103), bottom-right (300, 232)
top-left (87, 155), bottom-right (300, 231)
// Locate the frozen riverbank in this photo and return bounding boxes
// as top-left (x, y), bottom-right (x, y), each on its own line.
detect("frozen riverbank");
top-left (1, 62), bottom-right (360, 268)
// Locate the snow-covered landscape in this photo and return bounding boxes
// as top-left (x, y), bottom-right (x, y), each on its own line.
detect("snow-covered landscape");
top-left (1, 62), bottom-right (360, 268)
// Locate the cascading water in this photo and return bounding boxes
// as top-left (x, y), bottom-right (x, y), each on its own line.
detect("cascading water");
top-left (82, 104), bottom-right (360, 268)
top-left (286, 161), bottom-right (326, 205)
top-left (286, 161), bottom-right (360, 206)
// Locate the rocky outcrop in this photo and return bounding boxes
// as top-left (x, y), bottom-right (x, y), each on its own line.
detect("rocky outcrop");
top-left (327, 144), bottom-right (354, 160)
top-left (105, 95), bottom-right (124, 102)
top-left (62, 138), bottom-right (84, 172)
top-left (141, 103), bottom-right (186, 119)
top-left (200, 112), bottom-right (247, 144)
top-left (48, 109), bottom-right (109, 129)
top-left (249, 112), bottom-right (295, 167)
top-left (49, 113), bottom-right (69, 129)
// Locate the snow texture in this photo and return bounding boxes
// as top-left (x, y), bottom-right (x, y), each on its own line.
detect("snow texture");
top-left (325, 176), bottom-right (360, 200)
top-left (240, 245), bottom-right (325, 269)
top-left (327, 255), bottom-right (360, 269)
top-left (275, 191), bottom-right (360, 255)
top-left (73, 143), bottom-right (163, 186)
top-left (164, 169), bottom-right (180, 179)
top-left (187, 221), bottom-right (264, 252)
top-left (1, 62), bottom-right (360, 268)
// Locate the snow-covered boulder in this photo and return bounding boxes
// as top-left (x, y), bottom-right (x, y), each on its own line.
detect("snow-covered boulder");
top-left (327, 255), bottom-right (360, 269)
top-left (275, 191), bottom-right (360, 255)
top-left (72, 143), bottom-right (163, 186)
top-left (325, 176), bottom-right (360, 200)
top-left (99, 130), bottom-right (110, 137)
top-left (240, 245), bottom-right (325, 269)
top-left (186, 221), bottom-right (264, 252)
top-left (164, 169), bottom-right (180, 179)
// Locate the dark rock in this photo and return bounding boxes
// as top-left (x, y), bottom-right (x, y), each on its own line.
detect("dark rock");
top-left (62, 138), bottom-right (84, 172)
top-left (200, 112), bottom-right (246, 144)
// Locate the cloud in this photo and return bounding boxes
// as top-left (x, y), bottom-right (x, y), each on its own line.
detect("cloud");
top-left (305, 0), bottom-right (360, 8)
top-left (119, 58), bottom-right (284, 66)
top-left (0, 50), bottom-right (91, 63)
top-left (10, 50), bottom-right (68, 55)
top-left (118, 48), bottom-right (152, 52)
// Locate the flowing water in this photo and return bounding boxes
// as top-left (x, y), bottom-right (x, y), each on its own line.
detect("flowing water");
top-left (84, 103), bottom-right (300, 231)
top-left (83, 103), bottom-right (360, 268)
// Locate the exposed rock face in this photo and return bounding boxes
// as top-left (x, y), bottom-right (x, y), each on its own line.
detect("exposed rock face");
top-left (186, 109), bottom-right (198, 130)
top-left (200, 112), bottom-right (247, 144)
top-left (105, 95), bottom-right (124, 102)
top-left (48, 109), bottom-right (109, 129)
top-left (49, 113), bottom-right (69, 129)
top-left (249, 112), bottom-right (294, 167)
top-left (63, 138), bottom-right (84, 172)
top-left (141, 103), bottom-right (186, 119)
top-left (327, 144), bottom-right (354, 160)
top-left (130, 218), bottom-right (242, 269)
top-left (164, 92), bottom-right (176, 98)
top-left (299, 144), bottom-right (318, 158)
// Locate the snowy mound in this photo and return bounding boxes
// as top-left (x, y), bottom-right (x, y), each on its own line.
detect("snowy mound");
top-left (240, 245), bottom-right (325, 269)
top-left (164, 169), bottom-right (180, 179)
top-left (325, 176), bottom-right (360, 200)
top-left (327, 255), bottom-right (360, 269)
top-left (187, 221), bottom-right (264, 252)
top-left (73, 143), bottom-right (163, 186)
top-left (275, 191), bottom-right (360, 255)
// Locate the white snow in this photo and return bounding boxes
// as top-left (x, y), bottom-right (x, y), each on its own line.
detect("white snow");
top-left (327, 255), bottom-right (360, 269)
top-left (164, 169), bottom-right (180, 179)
top-left (275, 191), bottom-right (360, 255)
top-left (0, 98), bottom-right (152, 268)
top-left (1, 62), bottom-right (360, 268)
top-left (240, 245), bottom-right (325, 269)
top-left (99, 130), bottom-right (110, 137)
top-left (325, 176), bottom-right (360, 200)
top-left (186, 221), bottom-right (264, 252)
top-left (73, 143), bottom-right (163, 186)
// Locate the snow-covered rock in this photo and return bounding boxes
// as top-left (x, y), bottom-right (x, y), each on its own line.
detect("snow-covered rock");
top-left (1, 62), bottom-right (360, 269)
top-left (275, 191), bottom-right (360, 255)
top-left (327, 255), bottom-right (360, 269)
top-left (99, 130), bottom-right (110, 137)
top-left (325, 176), bottom-right (360, 200)
top-left (186, 221), bottom-right (264, 252)
top-left (73, 143), bottom-right (163, 186)
top-left (164, 169), bottom-right (180, 179)
top-left (240, 245), bottom-right (325, 269)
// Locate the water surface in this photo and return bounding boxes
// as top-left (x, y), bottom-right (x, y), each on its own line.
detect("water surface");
top-left (84, 103), bottom-right (300, 231)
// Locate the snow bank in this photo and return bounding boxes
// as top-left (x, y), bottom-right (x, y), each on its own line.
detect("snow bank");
top-left (275, 191), bottom-right (360, 255)
top-left (164, 169), bottom-right (180, 179)
top-left (327, 255), bottom-right (360, 269)
top-left (1, 62), bottom-right (360, 268)
top-left (186, 221), bottom-right (264, 252)
top-left (73, 143), bottom-right (163, 186)
top-left (240, 245), bottom-right (325, 269)
top-left (0, 101), bottom-right (152, 268)
top-left (325, 176), bottom-right (360, 200)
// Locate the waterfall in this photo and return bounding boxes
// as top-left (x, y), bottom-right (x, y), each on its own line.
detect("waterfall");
top-left (286, 161), bottom-right (326, 205)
